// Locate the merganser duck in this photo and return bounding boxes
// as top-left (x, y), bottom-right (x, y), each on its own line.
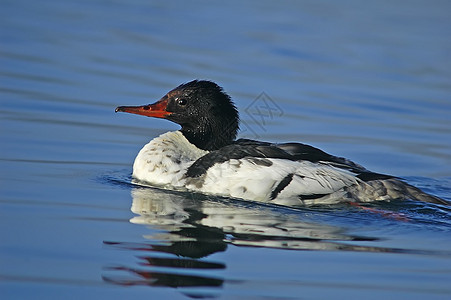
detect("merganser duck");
top-left (116, 80), bottom-right (447, 206)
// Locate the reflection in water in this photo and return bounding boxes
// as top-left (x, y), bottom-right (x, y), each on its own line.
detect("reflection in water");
top-left (102, 186), bottom-right (436, 295)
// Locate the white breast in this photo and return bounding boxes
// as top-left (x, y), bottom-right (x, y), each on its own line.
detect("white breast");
top-left (132, 131), bottom-right (208, 187)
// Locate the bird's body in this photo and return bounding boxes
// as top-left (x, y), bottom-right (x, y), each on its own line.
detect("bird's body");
top-left (116, 80), bottom-right (447, 206)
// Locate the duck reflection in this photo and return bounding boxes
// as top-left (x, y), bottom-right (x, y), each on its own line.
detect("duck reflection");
top-left (103, 186), bottom-right (380, 293)
top-left (128, 186), bottom-right (375, 249)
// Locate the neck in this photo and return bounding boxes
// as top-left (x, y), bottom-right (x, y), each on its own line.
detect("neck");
top-left (180, 128), bottom-right (235, 151)
top-left (177, 103), bottom-right (239, 150)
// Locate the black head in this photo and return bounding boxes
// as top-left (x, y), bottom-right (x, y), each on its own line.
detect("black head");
top-left (116, 80), bottom-right (239, 151)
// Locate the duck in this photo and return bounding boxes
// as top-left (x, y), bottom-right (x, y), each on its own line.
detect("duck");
top-left (116, 80), bottom-right (447, 206)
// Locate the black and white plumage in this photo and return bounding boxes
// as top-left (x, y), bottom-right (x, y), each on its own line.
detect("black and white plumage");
top-left (116, 80), bottom-right (447, 206)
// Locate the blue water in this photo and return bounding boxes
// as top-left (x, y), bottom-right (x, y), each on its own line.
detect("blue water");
top-left (1, 0), bottom-right (451, 299)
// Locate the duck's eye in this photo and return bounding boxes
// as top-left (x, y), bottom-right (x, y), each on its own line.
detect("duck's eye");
top-left (177, 98), bottom-right (187, 106)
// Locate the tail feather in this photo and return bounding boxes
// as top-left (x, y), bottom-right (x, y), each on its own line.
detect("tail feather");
top-left (403, 182), bottom-right (448, 205)
top-left (347, 178), bottom-right (448, 205)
